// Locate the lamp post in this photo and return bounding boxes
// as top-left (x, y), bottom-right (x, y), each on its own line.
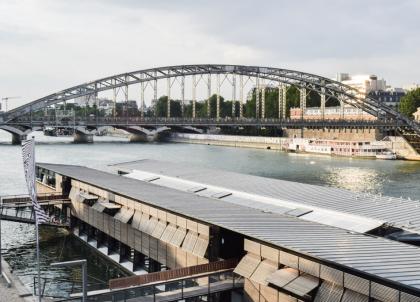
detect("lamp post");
top-left (51, 259), bottom-right (87, 302)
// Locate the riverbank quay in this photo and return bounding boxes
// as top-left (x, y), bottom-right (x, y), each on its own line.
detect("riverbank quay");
top-left (168, 132), bottom-right (420, 160)
top-left (0, 258), bottom-right (35, 302)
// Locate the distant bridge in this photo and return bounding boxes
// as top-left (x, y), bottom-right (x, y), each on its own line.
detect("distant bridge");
top-left (1, 64), bottom-right (419, 144)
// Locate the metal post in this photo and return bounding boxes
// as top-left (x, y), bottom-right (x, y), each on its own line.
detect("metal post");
top-left (340, 98), bottom-right (345, 119)
top-left (36, 223), bottom-right (41, 302)
top-left (300, 87), bottom-right (306, 120)
top-left (192, 75), bottom-right (196, 119)
top-left (124, 83), bottom-right (128, 120)
top-left (239, 75), bottom-right (244, 118)
top-left (321, 87), bottom-right (326, 120)
top-left (255, 76), bottom-right (260, 119)
top-left (140, 76), bottom-right (145, 118)
top-left (153, 72), bottom-right (158, 117)
top-left (207, 74), bottom-right (211, 118)
top-left (232, 74), bottom-right (236, 118)
top-left (278, 83), bottom-right (282, 119)
top-left (181, 76), bottom-right (185, 117)
top-left (261, 83), bottom-right (265, 119)
top-left (112, 86), bottom-right (116, 118)
top-left (51, 260), bottom-right (87, 302)
top-left (0, 197), bottom-right (2, 276)
top-left (216, 73), bottom-right (220, 120)
top-left (167, 77), bottom-right (171, 118)
top-left (282, 85), bottom-right (287, 120)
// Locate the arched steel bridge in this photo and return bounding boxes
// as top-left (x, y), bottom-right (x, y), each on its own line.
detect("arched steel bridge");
top-left (1, 64), bottom-right (419, 143)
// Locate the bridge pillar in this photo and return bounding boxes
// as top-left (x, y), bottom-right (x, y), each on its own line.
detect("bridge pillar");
top-left (11, 133), bottom-right (27, 145)
top-left (73, 132), bottom-right (94, 143)
top-left (129, 133), bottom-right (149, 142)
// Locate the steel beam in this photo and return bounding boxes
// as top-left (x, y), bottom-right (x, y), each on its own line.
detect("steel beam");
top-left (256, 76), bottom-right (260, 119)
top-left (217, 74), bottom-right (220, 120)
top-left (261, 83), bottom-right (265, 119)
top-left (181, 76), bottom-right (185, 117)
top-left (300, 87), bottom-right (306, 120)
top-left (153, 72), bottom-right (157, 117)
top-left (239, 75), bottom-right (244, 118)
top-left (140, 76), bottom-right (145, 118)
top-left (192, 75), bottom-right (196, 119)
top-left (207, 74), bottom-right (211, 118)
top-left (321, 87), bottom-right (326, 120)
top-left (232, 74), bottom-right (236, 118)
top-left (167, 77), bottom-right (171, 118)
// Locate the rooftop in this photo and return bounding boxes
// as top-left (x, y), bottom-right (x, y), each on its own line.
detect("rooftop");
top-left (38, 162), bottom-right (420, 295)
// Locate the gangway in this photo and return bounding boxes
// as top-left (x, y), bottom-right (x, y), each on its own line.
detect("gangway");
top-left (0, 193), bottom-right (70, 227)
top-left (54, 259), bottom-right (243, 301)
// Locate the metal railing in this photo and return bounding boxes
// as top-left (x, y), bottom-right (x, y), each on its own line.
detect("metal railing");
top-left (8, 116), bottom-right (403, 128)
top-left (33, 276), bottom-right (107, 299)
top-left (109, 258), bottom-right (238, 290)
top-left (54, 270), bottom-right (243, 302)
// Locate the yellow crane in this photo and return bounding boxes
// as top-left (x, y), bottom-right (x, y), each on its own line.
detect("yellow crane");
top-left (1, 96), bottom-right (21, 112)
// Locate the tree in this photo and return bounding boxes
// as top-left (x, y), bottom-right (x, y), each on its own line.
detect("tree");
top-left (399, 88), bottom-right (420, 118)
top-left (155, 96), bottom-right (182, 117)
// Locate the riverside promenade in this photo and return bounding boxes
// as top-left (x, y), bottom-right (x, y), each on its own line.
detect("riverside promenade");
top-left (0, 258), bottom-right (35, 302)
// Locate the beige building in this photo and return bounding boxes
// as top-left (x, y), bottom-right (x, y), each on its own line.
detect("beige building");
top-left (414, 107), bottom-right (420, 122)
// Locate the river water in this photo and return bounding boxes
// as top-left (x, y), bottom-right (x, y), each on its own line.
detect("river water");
top-left (0, 131), bottom-right (419, 297)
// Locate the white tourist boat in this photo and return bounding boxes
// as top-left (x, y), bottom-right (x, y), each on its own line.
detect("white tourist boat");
top-left (376, 151), bottom-right (397, 160)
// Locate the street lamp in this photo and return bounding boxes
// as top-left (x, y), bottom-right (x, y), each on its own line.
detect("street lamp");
top-left (51, 259), bottom-right (87, 302)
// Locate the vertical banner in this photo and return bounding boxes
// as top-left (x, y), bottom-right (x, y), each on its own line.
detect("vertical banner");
top-left (21, 138), bottom-right (47, 302)
top-left (21, 138), bottom-right (48, 224)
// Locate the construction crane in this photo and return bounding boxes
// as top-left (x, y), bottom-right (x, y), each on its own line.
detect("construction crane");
top-left (1, 96), bottom-right (21, 112)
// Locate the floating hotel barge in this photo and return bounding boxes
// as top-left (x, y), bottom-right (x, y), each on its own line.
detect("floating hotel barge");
top-left (286, 138), bottom-right (392, 158)
top-left (35, 160), bottom-right (420, 301)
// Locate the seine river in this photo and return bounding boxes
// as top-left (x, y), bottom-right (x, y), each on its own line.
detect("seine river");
top-left (0, 131), bottom-right (419, 297)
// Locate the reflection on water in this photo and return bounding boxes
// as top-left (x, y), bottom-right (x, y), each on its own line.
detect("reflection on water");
top-left (0, 130), bottom-right (419, 296)
top-left (321, 167), bottom-right (386, 193)
top-left (2, 222), bottom-right (129, 297)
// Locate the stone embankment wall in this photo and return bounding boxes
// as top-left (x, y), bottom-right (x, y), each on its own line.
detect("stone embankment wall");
top-left (283, 128), bottom-right (381, 141)
top-left (169, 133), bottom-right (288, 150)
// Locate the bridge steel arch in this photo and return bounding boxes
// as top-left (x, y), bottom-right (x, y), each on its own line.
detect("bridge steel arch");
top-left (3, 64), bottom-right (419, 134)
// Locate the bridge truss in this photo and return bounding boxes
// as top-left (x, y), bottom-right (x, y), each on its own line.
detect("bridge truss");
top-left (2, 64), bottom-right (419, 135)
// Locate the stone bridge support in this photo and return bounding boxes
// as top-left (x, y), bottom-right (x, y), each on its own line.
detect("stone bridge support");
top-left (74, 127), bottom-right (94, 143)
top-left (0, 125), bottom-right (31, 144)
top-left (120, 126), bottom-right (171, 142)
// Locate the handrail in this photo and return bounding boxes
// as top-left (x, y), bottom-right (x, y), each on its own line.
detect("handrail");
top-left (109, 258), bottom-right (238, 290)
top-left (55, 269), bottom-right (243, 302)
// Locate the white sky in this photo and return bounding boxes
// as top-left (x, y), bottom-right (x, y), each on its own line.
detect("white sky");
top-left (1, 0), bottom-right (420, 109)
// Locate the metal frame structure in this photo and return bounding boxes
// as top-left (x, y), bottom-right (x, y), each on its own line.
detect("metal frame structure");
top-left (3, 64), bottom-right (419, 134)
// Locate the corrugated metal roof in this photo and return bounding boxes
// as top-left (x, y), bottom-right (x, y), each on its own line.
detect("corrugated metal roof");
top-left (115, 159), bottom-right (420, 234)
top-left (38, 162), bottom-right (420, 294)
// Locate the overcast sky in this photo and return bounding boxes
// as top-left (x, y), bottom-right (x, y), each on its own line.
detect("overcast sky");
top-left (1, 0), bottom-right (420, 108)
